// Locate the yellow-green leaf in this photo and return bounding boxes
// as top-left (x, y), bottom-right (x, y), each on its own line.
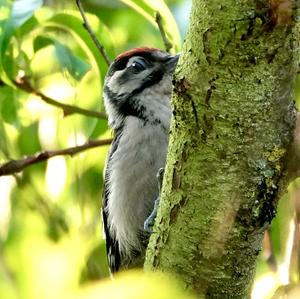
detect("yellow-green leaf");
top-left (120, 0), bottom-right (181, 52)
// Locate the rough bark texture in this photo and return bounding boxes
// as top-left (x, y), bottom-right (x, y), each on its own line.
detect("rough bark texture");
top-left (145, 1), bottom-right (299, 298)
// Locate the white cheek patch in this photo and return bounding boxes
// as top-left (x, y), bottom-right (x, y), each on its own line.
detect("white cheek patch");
top-left (107, 70), bottom-right (123, 93)
top-left (107, 68), bottom-right (152, 96)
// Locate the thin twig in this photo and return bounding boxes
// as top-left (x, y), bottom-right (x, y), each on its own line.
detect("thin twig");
top-left (12, 76), bottom-right (107, 119)
top-left (0, 138), bottom-right (112, 176)
top-left (76, 0), bottom-right (111, 66)
top-left (155, 12), bottom-right (173, 53)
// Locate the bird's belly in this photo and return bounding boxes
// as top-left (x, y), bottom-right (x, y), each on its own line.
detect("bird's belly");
top-left (107, 119), bottom-right (168, 253)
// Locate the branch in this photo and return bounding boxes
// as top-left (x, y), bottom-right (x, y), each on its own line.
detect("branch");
top-left (0, 138), bottom-right (112, 176)
top-left (13, 76), bottom-right (107, 119)
top-left (155, 12), bottom-right (173, 53)
top-left (76, 0), bottom-right (111, 66)
top-left (145, 2), bottom-right (298, 297)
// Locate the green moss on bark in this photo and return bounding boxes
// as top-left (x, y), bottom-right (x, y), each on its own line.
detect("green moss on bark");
top-left (145, 1), bottom-right (299, 298)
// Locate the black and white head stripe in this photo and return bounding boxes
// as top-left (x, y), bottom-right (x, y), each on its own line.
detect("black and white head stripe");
top-left (104, 47), bottom-right (179, 123)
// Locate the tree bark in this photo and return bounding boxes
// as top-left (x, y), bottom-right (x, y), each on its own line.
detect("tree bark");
top-left (145, 1), bottom-right (299, 298)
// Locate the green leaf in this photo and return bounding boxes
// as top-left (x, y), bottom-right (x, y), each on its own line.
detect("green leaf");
top-left (0, 86), bottom-right (17, 124)
top-left (43, 12), bottom-right (115, 80)
top-left (33, 35), bottom-right (91, 80)
top-left (120, 0), bottom-right (181, 52)
top-left (33, 36), bottom-right (91, 81)
top-left (33, 35), bottom-right (53, 53)
top-left (0, 0), bottom-right (43, 83)
top-left (0, 0), bottom-right (13, 84)
top-left (54, 41), bottom-right (91, 81)
top-left (89, 119), bottom-right (108, 139)
top-left (18, 122), bottom-right (41, 155)
top-left (11, 0), bottom-right (43, 28)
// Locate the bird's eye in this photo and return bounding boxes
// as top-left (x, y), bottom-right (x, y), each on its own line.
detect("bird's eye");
top-left (131, 60), bottom-right (147, 72)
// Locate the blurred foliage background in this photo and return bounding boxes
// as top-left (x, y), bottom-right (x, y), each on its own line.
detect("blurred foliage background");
top-left (0, 0), bottom-right (299, 298)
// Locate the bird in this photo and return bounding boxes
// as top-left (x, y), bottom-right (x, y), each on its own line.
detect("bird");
top-left (102, 47), bottom-right (179, 273)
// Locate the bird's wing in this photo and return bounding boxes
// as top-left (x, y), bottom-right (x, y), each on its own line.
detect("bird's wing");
top-left (102, 127), bottom-right (123, 273)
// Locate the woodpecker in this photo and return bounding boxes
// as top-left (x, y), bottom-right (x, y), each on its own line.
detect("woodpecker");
top-left (102, 47), bottom-right (179, 273)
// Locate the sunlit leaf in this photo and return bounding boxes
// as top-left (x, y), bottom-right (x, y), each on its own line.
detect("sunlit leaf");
top-left (271, 284), bottom-right (300, 299)
top-left (270, 192), bottom-right (295, 260)
top-left (120, 0), bottom-right (181, 52)
top-left (11, 0), bottom-right (43, 28)
top-left (55, 40), bottom-right (91, 81)
top-left (34, 36), bottom-right (91, 81)
top-left (0, 0), bottom-right (43, 83)
top-left (65, 271), bottom-right (196, 299)
top-left (43, 12), bottom-right (115, 80)
top-left (0, 0), bottom-right (13, 84)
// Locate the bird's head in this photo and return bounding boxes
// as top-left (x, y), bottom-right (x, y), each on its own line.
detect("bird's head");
top-left (103, 47), bottom-right (179, 128)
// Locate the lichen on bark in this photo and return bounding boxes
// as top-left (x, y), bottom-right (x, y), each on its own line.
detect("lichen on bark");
top-left (145, 1), bottom-right (299, 298)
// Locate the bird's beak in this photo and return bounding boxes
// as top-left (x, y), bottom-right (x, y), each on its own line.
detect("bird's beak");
top-left (165, 54), bottom-right (180, 73)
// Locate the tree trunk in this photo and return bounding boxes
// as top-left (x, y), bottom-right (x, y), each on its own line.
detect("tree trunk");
top-left (145, 1), bottom-right (299, 298)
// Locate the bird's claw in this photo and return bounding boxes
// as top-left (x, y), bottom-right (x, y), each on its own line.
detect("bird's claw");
top-left (144, 168), bottom-right (165, 233)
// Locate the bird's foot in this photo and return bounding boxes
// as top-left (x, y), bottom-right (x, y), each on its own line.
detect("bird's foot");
top-left (144, 168), bottom-right (164, 233)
